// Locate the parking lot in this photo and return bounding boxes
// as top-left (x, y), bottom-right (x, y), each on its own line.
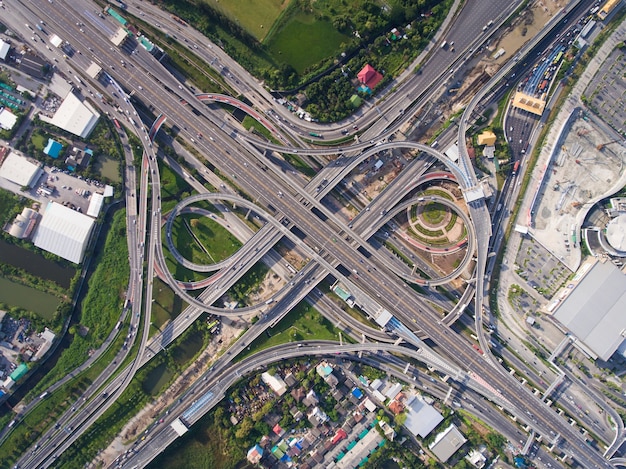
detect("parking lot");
top-left (514, 236), bottom-right (572, 300)
top-left (30, 166), bottom-right (107, 214)
top-left (585, 46), bottom-right (626, 136)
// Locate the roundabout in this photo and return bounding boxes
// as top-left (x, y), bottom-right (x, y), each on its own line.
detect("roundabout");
top-left (373, 195), bottom-right (475, 286)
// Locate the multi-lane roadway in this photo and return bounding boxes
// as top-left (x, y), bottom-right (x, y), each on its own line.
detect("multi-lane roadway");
top-left (5, 0), bottom-right (621, 467)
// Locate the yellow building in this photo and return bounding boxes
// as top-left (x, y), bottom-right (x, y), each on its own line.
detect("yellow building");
top-left (477, 131), bottom-right (496, 146)
top-left (598, 0), bottom-right (622, 20)
top-left (512, 91), bottom-right (546, 116)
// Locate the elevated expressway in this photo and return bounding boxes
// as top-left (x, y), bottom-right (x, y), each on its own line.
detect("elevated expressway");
top-left (12, 0), bottom-right (616, 466)
top-left (111, 48), bottom-right (612, 469)
top-left (142, 129), bottom-right (611, 467)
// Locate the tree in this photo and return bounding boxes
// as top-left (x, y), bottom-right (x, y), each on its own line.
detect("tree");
top-left (235, 416), bottom-right (254, 440)
top-left (486, 432), bottom-right (507, 452)
top-left (394, 412), bottom-right (407, 426)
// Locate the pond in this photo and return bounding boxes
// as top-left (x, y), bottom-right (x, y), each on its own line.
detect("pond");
top-left (93, 154), bottom-right (121, 183)
top-left (142, 362), bottom-right (174, 396)
top-left (171, 329), bottom-right (204, 367)
top-left (0, 239), bottom-right (75, 289)
top-left (0, 277), bottom-right (60, 320)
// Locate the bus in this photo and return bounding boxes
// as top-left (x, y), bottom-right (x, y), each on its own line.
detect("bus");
top-left (553, 51), bottom-right (563, 64)
top-left (116, 321), bottom-right (122, 330)
top-left (113, 118), bottom-right (121, 130)
top-left (309, 132), bottom-right (322, 138)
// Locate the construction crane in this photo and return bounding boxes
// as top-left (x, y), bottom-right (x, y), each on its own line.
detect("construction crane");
top-left (597, 139), bottom-right (622, 150)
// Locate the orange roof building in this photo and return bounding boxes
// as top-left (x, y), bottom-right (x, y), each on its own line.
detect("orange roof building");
top-left (477, 131), bottom-right (497, 146)
top-left (389, 400), bottom-right (405, 415)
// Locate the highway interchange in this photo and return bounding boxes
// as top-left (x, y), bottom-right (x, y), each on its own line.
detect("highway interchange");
top-left (3, 0), bottom-right (624, 467)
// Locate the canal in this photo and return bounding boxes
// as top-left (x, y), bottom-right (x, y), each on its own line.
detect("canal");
top-left (0, 239), bottom-right (75, 289)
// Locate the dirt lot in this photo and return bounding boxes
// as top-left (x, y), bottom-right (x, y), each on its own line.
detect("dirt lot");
top-left (530, 112), bottom-right (626, 270)
top-left (492, 0), bottom-right (563, 65)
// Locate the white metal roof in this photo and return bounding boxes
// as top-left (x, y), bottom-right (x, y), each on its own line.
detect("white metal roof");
top-left (170, 418), bottom-right (188, 437)
top-left (0, 152), bottom-right (43, 188)
top-left (0, 108), bottom-right (18, 131)
top-left (86, 62), bottom-right (102, 79)
top-left (39, 93), bottom-right (100, 138)
top-left (554, 260), bottom-right (626, 360)
top-left (49, 35), bottom-right (63, 48)
top-left (404, 395), bottom-right (443, 438)
top-left (0, 40), bottom-right (10, 61)
top-left (32, 202), bottom-right (95, 264)
top-left (86, 193), bottom-right (104, 218)
top-left (444, 143), bottom-right (459, 162)
top-left (375, 308), bottom-right (392, 327)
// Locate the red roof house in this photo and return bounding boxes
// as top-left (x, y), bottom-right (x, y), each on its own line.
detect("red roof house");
top-left (331, 428), bottom-right (348, 445)
top-left (358, 64), bottom-right (383, 90)
top-left (273, 423), bottom-right (285, 437)
top-left (389, 399), bottom-right (405, 415)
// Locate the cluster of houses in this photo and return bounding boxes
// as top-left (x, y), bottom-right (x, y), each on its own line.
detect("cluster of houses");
top-left (242, 359), bottom-right (489, 468)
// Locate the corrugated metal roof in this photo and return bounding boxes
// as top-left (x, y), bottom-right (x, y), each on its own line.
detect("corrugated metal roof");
top-left (554, 261), bottom-right (626, 360)
top-left (32, 202), bottom-right (94, 264)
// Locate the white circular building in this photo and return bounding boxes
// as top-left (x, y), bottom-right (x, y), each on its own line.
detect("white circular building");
top-left (606, 214), bottom-right (626, 253)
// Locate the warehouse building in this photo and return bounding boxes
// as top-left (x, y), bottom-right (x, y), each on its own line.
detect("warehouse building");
top-left (39, 92), bottom-right (100, 138)
top-left (0, 108), bottom-right (18, 131)
top-left (0, 151), bottom-right (43, 188)
top-left (429, 424), bottom-right (467, 463)
top-left (32, 202), bottom-right (95, 263)
top-left (553, 260), bottom-right (626, 361)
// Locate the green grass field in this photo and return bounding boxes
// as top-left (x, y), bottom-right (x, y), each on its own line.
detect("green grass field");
top-left (168, 215), bottom-right (212, 265)
top-left (162, 220), bottom-right (210, 283)
top-left (422, 202), bottom-right (447, 224)
top-left (205, 0), bottom-right (289, 41)
top-left (187, 214), bottom-right (242, 263)
top-left (30, 131), bottom-right (47, 153)
top-left (160, 161), bottom-right (194, 200)
top-left (266, 13), bottom-right (349, 74)
top-left (239, 300), bottom-right (342, 360)
top-left (0, 189), bottom-right (21, 224)
top-left (161, 210), bottom-right (243, 283)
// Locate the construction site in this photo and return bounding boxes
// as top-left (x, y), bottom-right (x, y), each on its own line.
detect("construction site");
top-left (529, 109), bottom-right (626, 270)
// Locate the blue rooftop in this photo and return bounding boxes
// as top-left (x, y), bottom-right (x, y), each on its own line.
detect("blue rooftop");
top-left (352, 388), bottom-right (363, 399)
top-left (44, 139), bottom-right (63, 158)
